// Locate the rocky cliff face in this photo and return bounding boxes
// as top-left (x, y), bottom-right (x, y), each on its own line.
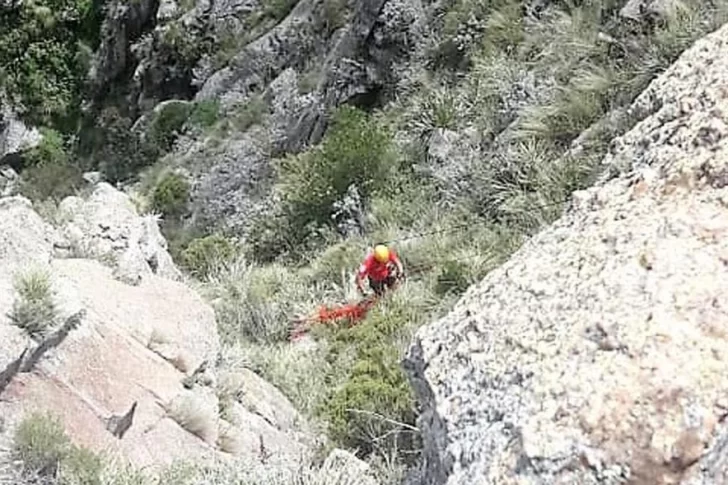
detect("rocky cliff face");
top-left (0, 184), bottom-right (313, 475)
top-left (88, 0), bottom-right (429, 232)
top-left (405, 21), bottom-right (728, 485)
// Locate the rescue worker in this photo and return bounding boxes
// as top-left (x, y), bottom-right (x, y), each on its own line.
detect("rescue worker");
top-left (355, 244), bottom-right (405, 297)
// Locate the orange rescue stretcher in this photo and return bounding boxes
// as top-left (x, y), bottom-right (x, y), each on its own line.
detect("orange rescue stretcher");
top-left (289, 294), bottom-right (380, 341)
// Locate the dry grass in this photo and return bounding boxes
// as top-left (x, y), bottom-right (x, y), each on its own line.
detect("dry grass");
top-left (167, 393), bottom-right (218, 444)
top-left (215, 421), bottom-right (244, 455)
top-left (9, 267), bottom-right (58, 339)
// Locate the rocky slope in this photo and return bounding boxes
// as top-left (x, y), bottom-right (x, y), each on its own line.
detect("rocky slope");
top-left (0, 183), bottom-right (313, 474)
top-left (87, 0), bottom-right (429, 233)
top-left (405, 20), bottom-right (728, 485)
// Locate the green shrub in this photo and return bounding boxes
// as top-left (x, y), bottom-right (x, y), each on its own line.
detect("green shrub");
top-left (9, 268), bottom-right (58, 339)
top-left (13, 412), bottom-right (105, 484)
top-left (322, 302), bottom-right (420, 458)
top-left (0, 0), bottom-right (101, 128)
top-left (18, 128), bottom-right (83, 202)
top-left (23, 128), bottom-right (68, 168)
top-left (181, 234), bottom-right (237, 278)
top-left (147, 101), bottom-right (193, 153)
top-left (304, 239), bottom-right (364, 284)
top-left (93, 108), bottom-right (159, 184)
top-left (434, 259), bottom-right (470, 296)
top-left (13, 412), bottom-right (69, 475)
top-left (215, 95), bottom-right (269, 136)
top-left (262, 0), bottom-right (298, 21)
top-left (277, 105), bottom-right (396, 232)
top-left (60, 445), bottom-right (104, 485)
top-left (207, 260), bottom-right (322, 344)
top-left (189, 100), bottom-right (220, 129)
top-left (322, 0), bottom-right (348, 33)
top-left (19, 162), bottom-right (83, 203)
top-left (151, 173), bottom-right (190, 218)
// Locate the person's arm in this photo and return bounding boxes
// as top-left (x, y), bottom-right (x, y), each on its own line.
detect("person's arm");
top-left (356, 261), bottom-right (368, 294)
top-left (392, 253), bottom-right (405, 278)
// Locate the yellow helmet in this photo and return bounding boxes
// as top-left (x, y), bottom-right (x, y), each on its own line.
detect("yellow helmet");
top-left (373, 244), bottom-right (390, 263)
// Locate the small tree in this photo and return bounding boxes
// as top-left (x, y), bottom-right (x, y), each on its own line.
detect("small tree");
top-left (277, 105), bottom-right (396, 232)
top-left (152, 173), bottom-right (190, 218)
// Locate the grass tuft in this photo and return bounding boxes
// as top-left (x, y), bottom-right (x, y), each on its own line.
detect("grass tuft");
top-left (9, 268), bottom-right (58, 339)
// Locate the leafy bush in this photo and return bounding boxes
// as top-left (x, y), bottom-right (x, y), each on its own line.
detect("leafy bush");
top-left (61, 446), bottom-right (104, 485)
top-left (181, 234), bottom-right (237, 278)
top-left (151, 172), bottom-right (190, 218)
top-left (9, 268), bottom-right (58, 339)
top-left (14, 412), bottom-right (69, 475)
top-left (277, 105), bottom-right (396, 232)
top-left (0, 0), bottom-right (101, 128)
top-left (147, 101), bottom-right (193, 153)
top-left (322, 300), bottom-right (421, 459)
top-left (189, 100), bottom-right (221, 129)
top-left (434, 259), bottom-right (470, 296)
top-left (214, 95), bottom-right (269, 137)
top-left (23, 128), bottom-right (68, 168)
top-left (93, 108), bottom-right (159, 184)
top-left (262, 0), bottom-right (298, 21)
top-left (19, 161), bottom-right (83, 203)
top-left (13, 412), bottom-right (105, 484)
top-left (206, 260), bottom-right (320, 344)
top-left (322, 0), bottom-right (348, 33)
top-left (17, 128), bottom-right (83, 202)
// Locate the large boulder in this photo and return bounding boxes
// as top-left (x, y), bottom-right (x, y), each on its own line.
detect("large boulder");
top-left (0, 103), bottom-right (41, 165)
top-left (0, 185), bottom-right (312, 473)
top-left (405, 22), bottom-right (728, 485)
top-left (55, 182), bottom-right (182, 285)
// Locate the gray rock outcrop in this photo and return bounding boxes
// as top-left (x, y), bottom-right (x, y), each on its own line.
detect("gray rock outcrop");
top-left (54, 182), bottom-right (182, 284)
top-left (89, 0), bottom-right (429, 233)
top-left (0, 184), bottom-right (313, 472)
top-left (0, 103), bottom-right (41, 165)
top-left (405, 21), bottom-right (728, 485)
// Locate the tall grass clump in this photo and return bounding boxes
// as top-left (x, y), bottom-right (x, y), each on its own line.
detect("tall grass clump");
top-left (205, 258), bottom-right (327, 344)
top-left (9, 268), bottom-right (59, 339)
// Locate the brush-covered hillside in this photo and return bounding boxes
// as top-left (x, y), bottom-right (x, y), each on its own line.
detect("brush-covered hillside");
top-left (1, 0), bottom-right (728, 484)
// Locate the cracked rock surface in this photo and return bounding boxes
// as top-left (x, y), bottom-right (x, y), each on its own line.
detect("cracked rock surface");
top-left (405, 21), bottom-right (728, 485)
top-left (0, 183), bottom-right (312, 472)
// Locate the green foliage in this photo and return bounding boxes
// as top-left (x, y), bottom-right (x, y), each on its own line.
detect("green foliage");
top-left (298, 67), bottom-right (322, 95)
top-left (207, 260), bottom-right (321, 344)
top-left (180, 234), bottom-right (237, 278)
top-left (19, 128), bottom-right (82, 201)
top-left (434, 259), bottom-right (470, 296)
top-left (322, 0), bottom-right (348, 33)
top-left (0, 0), bottom-right (101, 128)
top-left (322, 301), bottom-right (420, 457)
top-left (19, 161), bottom-right (83, 203)
top-left (215, 95), bottom-right (269, 137)
top-left (277, 105), bottom-right (396, 231)
top-left (93, 108), bottom-right (159, 184)
top-left (262, 0), bottom-right (298, 21)
top-left (23, 128), bottom-right (67, 167)
top-left (147, 101), bottom-right (193, 153)
top-left (189, 100), bottom-right (221, 129)
top-left (61, 446), bottom-right (104, 485)
top-left (14, 412), bottom-right (69, 475)
top-left (9, 268), bottom-right (58, 339)
top-left (151, 172), bottom-right (190, 218)
top-left (13, 412), bottom-right (105, 484)
top-left (305, 239), bottom-right (364, 284)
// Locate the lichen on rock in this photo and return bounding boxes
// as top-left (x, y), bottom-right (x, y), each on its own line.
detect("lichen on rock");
top-left (405, 21), bottom-right (728, 485)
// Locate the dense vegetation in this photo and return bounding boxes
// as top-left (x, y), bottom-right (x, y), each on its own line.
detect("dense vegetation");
top-left (4, 0), bottom-right (728, 483)
top-left (207, 1), bottom-right (728, 480)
